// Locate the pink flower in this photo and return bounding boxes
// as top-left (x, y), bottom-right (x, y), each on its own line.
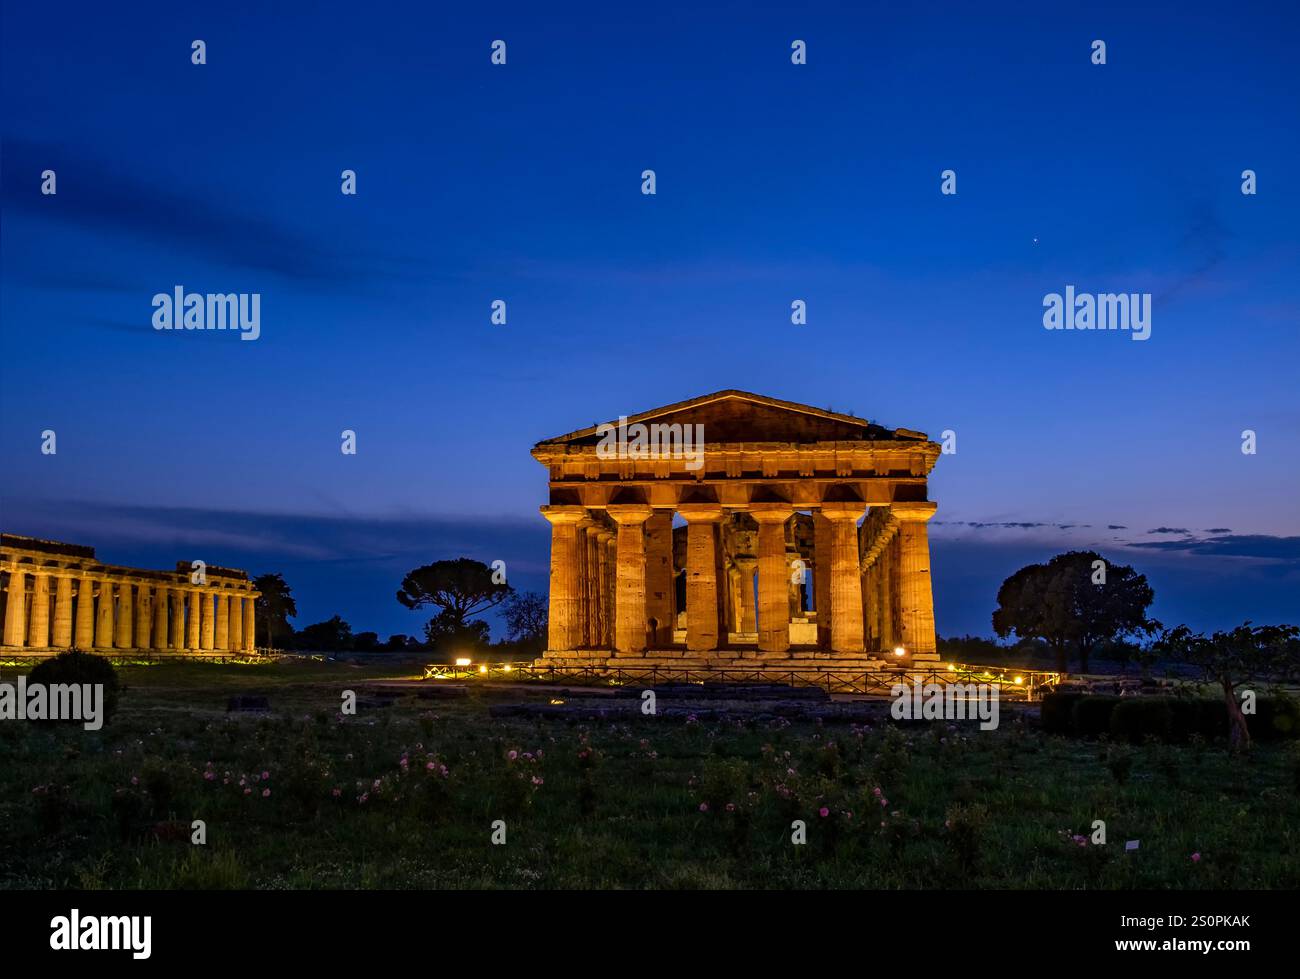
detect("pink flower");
top-left (699, 802), bottom-right (709, 812)
top-left (130, 776), bottom-right (139, 786)
top-left (725, 803), bottom-right (736, 812)
top-left (1191, 852), bottom-right (1201, 863)
top-left (872, 786), bottom-right (882, 797)
top-left (262, 788), bottom-right (271, 798)
top-left (507, 750), bottom-right (518, 761)
top-left (204, 771), bottom-right (216, 781)
top-left (819, 807), bottom-right (830, 818)
top-left (243, 788), bottom-right (251, 795)
top-left (531, 776), bottom-right (544, 786)
top-left (332, 788), bottom-right (342, 798)
top-left (261, 770), bottom-right (269, 780)
top-left (426, 761), bottom-right (436, 771)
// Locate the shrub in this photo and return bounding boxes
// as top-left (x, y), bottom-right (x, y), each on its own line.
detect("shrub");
top-left (1072, 696), bottom-right (1120, 738)
top-left (1040, 692), bottom-right (1084, 735)
top-left (1110, 698), bottom-right (1173, 744)
top-left (25, 650), bottom-right (120, 726)
top-left (1251, 695), bottom-right (1300, 742)
top-left (1104, 744), bottom-right (1134, 784)
top-left (944, 803), bottom-right (989, 871)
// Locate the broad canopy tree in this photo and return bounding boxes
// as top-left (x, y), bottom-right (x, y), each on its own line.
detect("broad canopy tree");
top-left (1155, 622), bottom-right (1300, 750)
top-left (253, 572), bottom-right (297, 650)
top-left (992, 550), bottom-right (1155, 672)
top-left (396, 558), bottom-right (513, 653)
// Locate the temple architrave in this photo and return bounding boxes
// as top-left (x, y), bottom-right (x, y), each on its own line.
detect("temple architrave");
top-left (532, 390), bottom-right (941, 671)
top-left (0, 534), bottom-right (259, 654)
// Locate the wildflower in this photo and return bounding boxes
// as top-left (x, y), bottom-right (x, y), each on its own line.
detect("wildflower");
top-left (699, 802), bottom-right (709, 812)
top-left (531, 776), bottom-right (544, 786)
top-left (130, 776), bottom-right (139, 786)
top-left (426, 761), bottom-right (436, 771)
top-left (725, 803), bottom-right (736, 812)
top-left (507, 750), bottom-right (518, 761)
top-left (243, 788), bottom-right (251, 796)
top-left (1191, 852), bottom-right (1201, 863)
top-left (819, 807), bottom-right (830, 818)
top-left (332, 788), bottom-right (342, 798)
top-left (261, 770), bottom-right (269, 780)
top-left (262, 788), bottom-right (271, 798)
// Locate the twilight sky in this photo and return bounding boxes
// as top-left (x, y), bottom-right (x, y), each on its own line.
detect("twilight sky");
top-left (2, 1), bottom-right (1297, 640)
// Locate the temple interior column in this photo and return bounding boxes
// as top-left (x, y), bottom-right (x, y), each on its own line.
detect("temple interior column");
top-left (230, 590), bottom-right (244, 651)
top-left (575, 518), bottom-right (592, 647)
top-left (75, 577), bottom-right (95, 649)
top-left (601, 531), bottom-right (616, 647)
top-left (608, 504), bottom-right (652, 654)
top-left (95, 580), bottom-right (115, 649)
top-left (862, 561), bottom-right (877, 651)
top-left (893, 502), bottom-right (939, 659)
top-left (734, 556), bottom-right (757, 633)
top-left (51, 575), bottom-right (73, 648)
top-left (187, 590), bottom-right (201, 650)
top-left (200, 591), bottom-right (215, 650)
top-left (644, 511), bottom-right (674, 647)
top-left (28, 572), bottom-right (51, 649)
top-left (541, 506), bottom-right (585, 651)
top-left (752, 505), bottom-right (793, 653)
top-left (679, 505), bottom-right (722, 651)
top-left (879, 536), bottom-right (896, 650)
top-left (2, 570), bottom-right (25, 647)
top-left (813, 514), bottom-right (832, 648)
top-left (823, 504), bottom-right (867, 654)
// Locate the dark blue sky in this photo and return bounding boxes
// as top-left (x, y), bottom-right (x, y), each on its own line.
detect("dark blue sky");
top-left (3, 1), bottom-right (1297, 640)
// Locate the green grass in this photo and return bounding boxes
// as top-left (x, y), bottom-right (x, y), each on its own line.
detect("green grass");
top-left (3, 662), bottom-right (1299, 889)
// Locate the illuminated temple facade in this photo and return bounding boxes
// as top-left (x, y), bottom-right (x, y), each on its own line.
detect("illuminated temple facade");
top-left (0, 534), bottom-right (258, 654)
top-left (532, 391), bottom-right (941, 670)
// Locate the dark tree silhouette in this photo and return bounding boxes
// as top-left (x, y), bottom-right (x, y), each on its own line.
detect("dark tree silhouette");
top-left (295, 615), bottom-right (353, 652)
top-left (992, 550), bottom-right (1155, 672)
top-left (502, 591), bottom-right (548, 644)
top-left (253, 573), bottom-right (297, 650)
top-left (396, 558), bottom-right (513, 650)
top-left (1155, 622), bottom-right (1300, 750)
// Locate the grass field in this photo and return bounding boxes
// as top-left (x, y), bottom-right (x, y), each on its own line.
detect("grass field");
top-left (3, 661), bottom-right (1299, 889)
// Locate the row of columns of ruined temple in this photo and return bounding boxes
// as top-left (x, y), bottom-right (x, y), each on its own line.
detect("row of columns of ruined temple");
top-left (542, 500), bottom-right (937, 658)
top-left (0, 568), bottom-right (256, 653)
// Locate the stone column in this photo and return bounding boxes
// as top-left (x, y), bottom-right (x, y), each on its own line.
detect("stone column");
top-left (644, 511), bottom-right (675, 647)
top-left (136, 585), bottom-right (153, 649)
top-left (813, 514), bottom-right (832, 648)
top-left (715, 524), bottom-right (730, 640)
top-left (892, 502), bottom-right (939, 659)
top-left (113, 583), bottom-right (132, 648)
top-left (3, 570), bottom-right (27, 647)
top-left (877, 538), bottom-right (893, 650)
top-left (541, 506), bottom-right (586, 652)
top-left (822, 504), bottom-right (867, 654)
top-left (200, 591), bottom-right (215, 650)
top-left (230, 591), bottom-right (244, 651)
top-left (752, 505), bottom-right (793, 653)
top-left (678, 505), bottom-right (723, 651)
top-left (187, 590), bottom-right (202, 650)
top-left (734, 556), bottom-right (757, 632)
top-left (27, 573), bottom-right (51, 649)
top-left (242, 597), bottom-right (256, 651)
top-left (215, 593), bottom-right (230, 650)
top-left (170, 591), bottom-right (185, 649)
top-left (52, 575), bottom-right (74, 648)
top-left (153, 586), bottom-right (170, 649)
top-left (598, 531), bottom-right (615, 647)
top-left (608, 504), bottom-right (652, 654)
top-left (75, 578), bottom-right (95, 649)
top-left (862, 561), bottom-right (876, 650)
top-left (95, 581), bottom-right (115, 649)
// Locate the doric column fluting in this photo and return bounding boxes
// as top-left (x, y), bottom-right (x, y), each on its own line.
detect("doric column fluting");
top-left (136, 584), bottom-right (153, 650)
top-left (215, 593), bottom-right (230, 650)
top-left (75, 577), bottom-right (95, 649)
top-left (607, 504), bottom-right (653, 654)
top-left (2, 569), bottom-right (26, 647)
top-left (822, 504), bottom-right (867, 654)
top-left (200, 591), bottom-right (215, 650)
top-left (242, 597), bottom-right (256, 651)
top-left (230, 590), bottom-right (244, 651)
top-left (28, 573), bottom-right (51, 649)
top-left (95, 581), bottom-right (115, 649)
top-left (52, 575), bottom-right (74, 648)
top-left (752, 504), bottom-right (793, 653)
top-left (644, 511), bottom-right (675, 647)
top-left (170, 590), bottom-right (185, 649)
top-left (813, 514), bottom-right (832, 648)
top-left (113, 583), bottom-right (133, 648)
top-left (541, 506), bottom-right (587, 652)
top-left (892, 502), bottom-right (939, 659)
top-left (153, 586), bottom-right (170, 649)
top-left (679, 505), bottom-right (723, 652)
top-left (734, 556), bottom-right (757, 633)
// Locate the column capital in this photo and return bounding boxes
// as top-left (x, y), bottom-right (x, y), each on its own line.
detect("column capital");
top-left (607, 503), bottom-right (654, 525)
top-left (540, 505), bottom-right (588, 526)
top-left (676, 503), bottom-right (723, 523)
top-left (890, 501), bottom-right (938, 523)
top-left (749, 503), bottom-right (793, 524)
top-left (820, 503), bottom-right (867, 522)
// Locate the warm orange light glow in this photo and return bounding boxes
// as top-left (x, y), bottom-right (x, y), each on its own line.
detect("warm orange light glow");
top-left (454, 657), bottom-right (472, 667)
top-left (893, 646), bottom-right (906, 657)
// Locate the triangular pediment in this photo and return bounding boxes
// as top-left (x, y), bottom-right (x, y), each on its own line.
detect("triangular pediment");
top-left (536, 390), bottom-right (921, 447)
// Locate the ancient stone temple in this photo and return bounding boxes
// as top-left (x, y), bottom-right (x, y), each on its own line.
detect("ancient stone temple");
top-left (531, 390), bottom-right (941, 671)
top-left (0, 534), bottom-right (259, 654)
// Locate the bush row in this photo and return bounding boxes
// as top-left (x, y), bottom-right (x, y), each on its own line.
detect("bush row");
top-left (1040, 692), bottom-right (1300, 743)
